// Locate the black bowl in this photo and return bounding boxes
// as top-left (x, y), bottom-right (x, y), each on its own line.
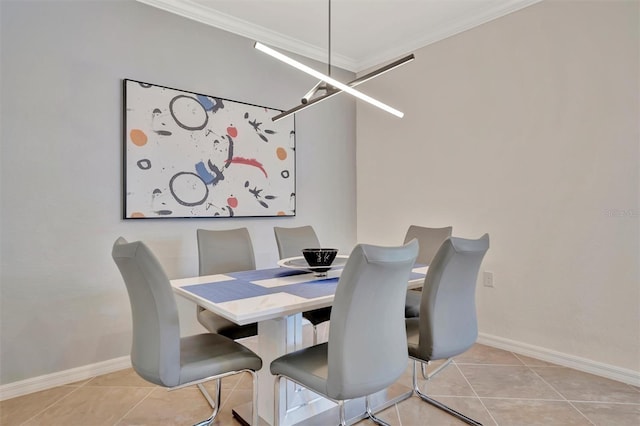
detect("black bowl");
top-left (302, 248), bottom-right (338, 272)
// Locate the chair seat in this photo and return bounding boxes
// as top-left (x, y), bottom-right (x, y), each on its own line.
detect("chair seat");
top-left (197, 309), bottom-right (258, 340)
top-left (405, 289), bottom-right (422, 318)
top-left (302, 307), bottom-right (332, 326)
top-left (271, 342), bottom-right (329, 396)
top-left (179, 333), bottom-right (262, 385)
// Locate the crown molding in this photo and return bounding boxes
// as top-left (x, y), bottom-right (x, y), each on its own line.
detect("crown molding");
top-left (136, 0), bottom-right (357, 71)
top-left (137, 0), bottom-right (541, 73)
top-left (356, 0), bottom-right (543, 72)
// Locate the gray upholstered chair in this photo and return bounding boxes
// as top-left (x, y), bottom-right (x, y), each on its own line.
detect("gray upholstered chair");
top-left (196, 228), bottom-right (258, 340)
top-left (271, 240), bottom-right (419, 426)
top-left (112, 237), bottom-right (262, 426)
top-left (406, 234), bottom-right (489, 426)
top-left (404, 225), bottom-right (453, 318)
top-left (273, 225), bottom-right (331, 344)
top-left (273, 225), bottom-right (321, 259)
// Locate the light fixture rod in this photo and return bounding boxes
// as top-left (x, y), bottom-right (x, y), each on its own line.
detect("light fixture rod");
top-left (273, 88), bottom-right (341, 121)
top-left (301, 80), bottom-right (325, 104)
top-left (350, 54), bottom-right (415, 86)
top-left (328, 0), bottom-right (331, 76)
top-left (271, 54), bottom-right (415, 122)
top-left (255, 42), bottom-right (404, 118)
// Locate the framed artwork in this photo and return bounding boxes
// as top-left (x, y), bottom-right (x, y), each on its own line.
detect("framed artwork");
top-left (123, 79), bottom-right (296, 219)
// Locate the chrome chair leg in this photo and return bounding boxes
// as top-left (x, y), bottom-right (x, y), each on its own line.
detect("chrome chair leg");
top-left (420, 358), bottom-right (454, 380)
top-left (250, 370), bottom-right (259, 426)
top-left (274, 375), bottom-right (282, 426)
top-left (338, 400), bottom-right (347, 426)
top-left (193, 417), bottom-right (214, 426)
top-left (193, 380), bottom-right (220, 426)
top-left (192, 415), bottom-right (215, 426)
top-left (412, 360), bottom-right (482, 426)
top-left (197, 380), bottom-right (220, 410)
top-left (365, 395), bottom-right (391, 426)
top-left (169, 370), bottom-right (255, 426)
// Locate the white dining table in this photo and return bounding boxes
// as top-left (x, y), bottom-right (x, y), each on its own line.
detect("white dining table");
top-left (171, 259), bottom-right (427, 426)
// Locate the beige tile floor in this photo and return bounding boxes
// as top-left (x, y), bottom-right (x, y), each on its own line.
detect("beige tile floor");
top-left (2, 342), bottom-right (639, 426)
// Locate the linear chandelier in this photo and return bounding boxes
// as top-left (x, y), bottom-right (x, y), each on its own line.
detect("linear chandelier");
top-left (254, 0), bottom-right (414, 122)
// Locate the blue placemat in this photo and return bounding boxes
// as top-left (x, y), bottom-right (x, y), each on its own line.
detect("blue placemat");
top-left (183, 276), bottom-right (337, 303)
top-left (184, 269), bottom-right (426, 304)
top-left (227, 267), bottom-right (308, 281)
top-left (183, 280), bottom-right (272, 303)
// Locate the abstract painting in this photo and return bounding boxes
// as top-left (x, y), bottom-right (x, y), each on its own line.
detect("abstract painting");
top-left (123, 79), bottom-right (296, 218)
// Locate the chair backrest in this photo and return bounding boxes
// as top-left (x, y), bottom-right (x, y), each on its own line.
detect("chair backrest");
top-left (403, 225), bottom-right (453, 265)
top-left (418, 234), bottom-right (490, 361)
top-left (273, 225), bottom-right (320, 259)
top-left (197, 228), bottom-right (256, 276)
top-left (326, 240), bottom-right (419, 400)
top-left (112, 237), bottom-right (181, 387)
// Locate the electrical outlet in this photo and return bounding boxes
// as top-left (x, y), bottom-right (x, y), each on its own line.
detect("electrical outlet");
top-left (483, 271), bottom-right (494, 288)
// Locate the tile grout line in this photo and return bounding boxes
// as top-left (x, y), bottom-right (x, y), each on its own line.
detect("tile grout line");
top-left (511, 351), bottom-right (570, 405)
top-left (113, 386), bottom-right (159, 426)
top-left (565, 399), bottom-right (640, 406)
top-left (525, 360), bottom-right (596, 426)
top-left (393, 400), bottom-right (402, 426)
top-left (18, 384), bottom-right (88, 426)
top-left (113, 386), bottom-right (157, 425)
top-left (455, 362), bottom-right (563, 368)
top-left (220, 373), bottom-right (247, 410)
top-left (453, 361), bottom-right (500, 426)
top-left (429, 395), bottom-right (565, 402)
top-left (475, 395), bottom-right (596, 402)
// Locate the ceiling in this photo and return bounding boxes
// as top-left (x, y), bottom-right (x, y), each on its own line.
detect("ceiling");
top-left (137, 0), bottom-right (541, 72)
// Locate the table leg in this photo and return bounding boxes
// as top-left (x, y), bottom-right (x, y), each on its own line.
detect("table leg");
top-left (255, 313), bottom-right (304, 425)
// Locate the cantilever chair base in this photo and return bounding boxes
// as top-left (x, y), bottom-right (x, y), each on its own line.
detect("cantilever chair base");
top-left (274, 375), bottom-right (404, 426)
top-left (170, 369), bottom-right (258, 426)
top-left (364, 396), bottom-right (391, 426)
top-left (411, 360), bottom-right (482, 426)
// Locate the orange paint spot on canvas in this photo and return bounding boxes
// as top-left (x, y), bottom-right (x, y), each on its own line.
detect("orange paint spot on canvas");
top-left (277, 211), bottom-right (286, 216)
top-left (131, 212), bottom-right (145, 218)
top-left (227, 197), bottom-right (238, 208)
top-left (130, 129), bottom-right (147, 146)
top-left (227, 126), bottom-right (238, 138)
top-left (276, 147), bottom-right (287, 160)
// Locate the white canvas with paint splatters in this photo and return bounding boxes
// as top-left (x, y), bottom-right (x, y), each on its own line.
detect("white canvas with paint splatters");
top-left (123, 79), bottom-right (296, 218)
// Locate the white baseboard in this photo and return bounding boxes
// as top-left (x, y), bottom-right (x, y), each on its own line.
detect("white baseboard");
top-left (2, 335), bottom-right (639, 401)
top-left (478, 333), bottom-right (640, 387)
top-left (0, 356), bottom-right (131, 401)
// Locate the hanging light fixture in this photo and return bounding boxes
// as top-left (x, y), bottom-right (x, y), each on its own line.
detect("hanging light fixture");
top-left (255, 0), bottom-right (414, 122)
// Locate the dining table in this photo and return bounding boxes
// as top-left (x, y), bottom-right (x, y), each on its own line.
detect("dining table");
top-left (170, 255), bottom-right (427, 426)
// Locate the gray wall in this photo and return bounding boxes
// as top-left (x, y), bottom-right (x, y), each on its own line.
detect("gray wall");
top-left (357, 0), bottom-right (639, 372)
top-left (0, 0), bottom-right (356, 384)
